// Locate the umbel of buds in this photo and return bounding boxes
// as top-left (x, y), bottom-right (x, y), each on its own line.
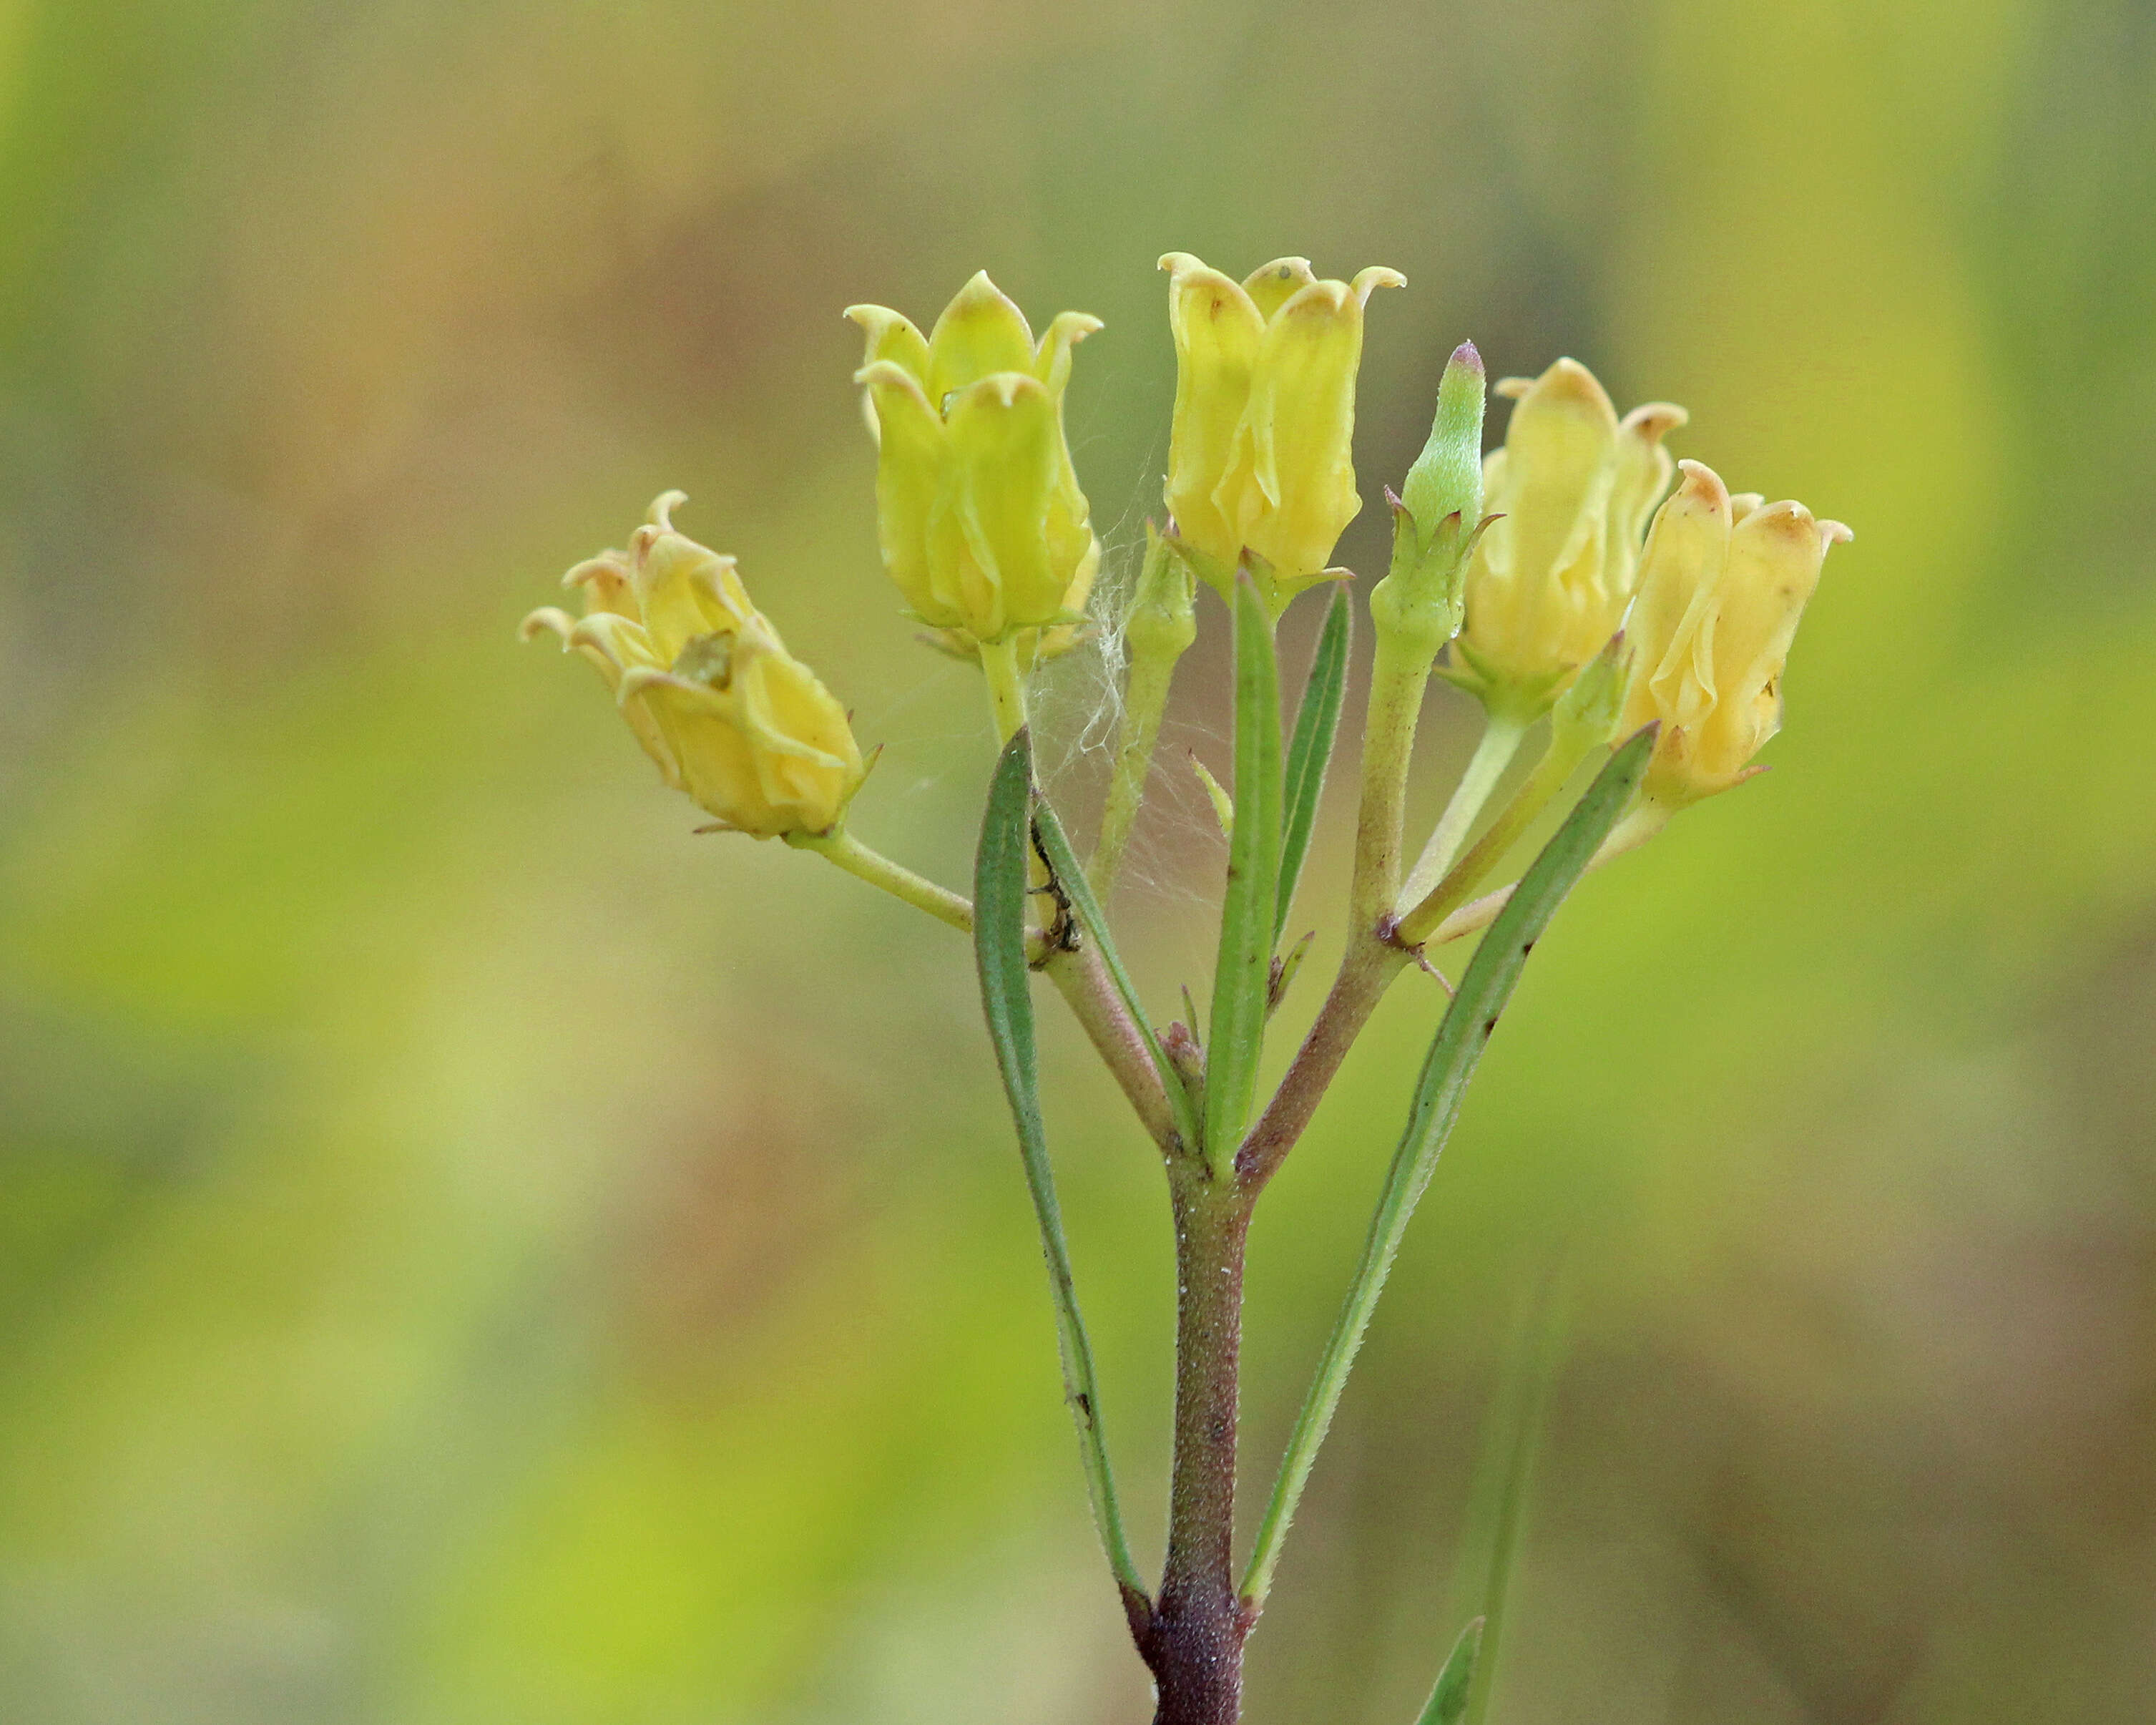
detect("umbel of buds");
top-left (521, 493), bottom-right (864, 837)
top-left (1446, 358), bottom-right (1687, 719)
top-left (847, 272), bottom-right (1102, 657)
top-left (1158, 252), bottom-right (1403, 612)
top-left (1619, 459), bottom-right (1853, 806)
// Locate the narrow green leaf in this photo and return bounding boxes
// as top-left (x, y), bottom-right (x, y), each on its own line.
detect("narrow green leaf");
top-left (1032, 794), bottom-right (1202, 1155)
top-left (1275, 582), bottom-right (1353, 945)
top-left (1240, 725), bottom-right (1656, 1611)
top-left (1202, 578), bottom-right (1284, 1171)
top-left (973, 729), bottom-right (1150, 1615)
top-left (1415, 1617), bottom-right (1485, 1725)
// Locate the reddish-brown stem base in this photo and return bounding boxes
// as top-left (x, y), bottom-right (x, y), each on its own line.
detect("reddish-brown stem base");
top-left (1140, 1176), bottom-right (1253, 1725)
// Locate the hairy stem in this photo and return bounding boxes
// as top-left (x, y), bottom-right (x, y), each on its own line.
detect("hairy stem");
top-left (1044, 945), bottom-right (1181, 1151)
top-left (1143, 1171), bottom-right (1254, 1725)
top-left (1235, 940), bottom-right (1408, 1193)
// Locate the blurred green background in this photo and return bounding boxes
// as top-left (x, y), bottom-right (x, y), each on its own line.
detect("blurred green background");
top-left (1, 0), bottom-right (2152, 1719)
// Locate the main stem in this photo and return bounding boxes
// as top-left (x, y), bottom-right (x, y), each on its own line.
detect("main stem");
top-left (1145, 1170), bottom-right (1254, 1725)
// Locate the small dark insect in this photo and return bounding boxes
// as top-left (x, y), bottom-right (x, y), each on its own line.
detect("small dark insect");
top-left (1026, 818), bottom-right (1079, 957)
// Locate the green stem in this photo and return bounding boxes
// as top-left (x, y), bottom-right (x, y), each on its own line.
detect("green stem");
top-left (1418, 801), bottom-right (1670, 947)
top-left (1397, 713), bottom-right (1528, 914)
top-left (1396, 727), bottom-right (1584, 947)
top-left (1348, 631), bottom-right (1434, 936)
top-left (790, 829), bottom-right (974, 932)
top-left (980, 634), bottom-right (1030, 744)
top-left (1089, 642), bottom-right (1178, 904)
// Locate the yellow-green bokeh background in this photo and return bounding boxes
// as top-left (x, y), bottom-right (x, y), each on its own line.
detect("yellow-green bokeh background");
top-left (2, 0), bottom-right (2151, 1719)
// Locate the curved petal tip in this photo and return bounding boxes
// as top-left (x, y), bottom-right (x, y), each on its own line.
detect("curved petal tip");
top-left (520, 606), bottom-right (574, 644)
top-left (1672, 457), bottom-right (1732, 509)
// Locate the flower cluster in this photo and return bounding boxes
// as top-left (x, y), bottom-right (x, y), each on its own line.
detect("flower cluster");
top-left (524, 253), bottom-right (1848, 840)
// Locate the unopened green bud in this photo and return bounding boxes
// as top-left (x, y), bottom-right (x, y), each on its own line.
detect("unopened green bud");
top-left (1401, 341), bottom-right (1486, 553)
top-left (1370, 341), bottom-right (1487, 662)
top-left (1125, 519), bottom-right (1198, 664)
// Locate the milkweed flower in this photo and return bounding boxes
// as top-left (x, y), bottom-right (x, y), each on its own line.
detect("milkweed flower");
top-left (1617, 459), bottom-right (1852, 806)
top-left (1447, 358), bottom-right (1687, 718)
top-left (521, 492), bottom-right (865, 837)
top-left (847, 273), bottom-right (1102, 655)
top-left (1159, 251), bottom-right (1404, 612)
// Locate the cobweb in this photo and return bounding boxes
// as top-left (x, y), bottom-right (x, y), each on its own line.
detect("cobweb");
top-left (1030, 466), bottom-right (1230, 914)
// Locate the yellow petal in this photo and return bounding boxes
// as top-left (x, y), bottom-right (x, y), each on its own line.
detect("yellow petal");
top-left (737, 649), bottom-right (863, 834)
top-left (1241, 257), bottom-right (1318, 321)
top-left (1034, 310), bottom-right (1103, 396)
top-left (926, 271), bottom-right (1036, 404)
top-left (1349, 265), bottom-right (1408, 301)
top-left (1235, 278), bottom-right (1370, 580)
top-left (844, 303), bottom-right (931, 383)
top-left (1608, 401), bottom-right (1687, 553)
top-left (855, 359), bottom-right (959, 628)
top-left (1493, 358), bottom-right (1620, 605)
top-left (1691, 498), bottom-right (1842, 783)
top-left (1160, 253), bottom-right (1265, 574)
top-left (629, 526), bottom-right (753, 665)
top-left (625, 672), bottom-right (775, 831)
top-left (1620, 459), bottom-right (1730, 744)
top-left (520, 605), bottom-right (577, 647)
top-left (562, 550), bottom-right (639, 619)
top-left (941, 371), bottom-right (1062, 638)
top-left (564, 610), bottom-right (663, 678)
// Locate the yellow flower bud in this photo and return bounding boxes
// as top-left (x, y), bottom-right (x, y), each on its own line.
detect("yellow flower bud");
top-left (521, 493), bottom-right (866, 837)
top-left (1617, 459), bottom-right (1852, 806)
top-left (846, 272), bottom-right (1102, 650)
top-left (1158, 252), bottom-right (1403, 612)
top-left (1449, 358), bottom-right (1687, 716)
